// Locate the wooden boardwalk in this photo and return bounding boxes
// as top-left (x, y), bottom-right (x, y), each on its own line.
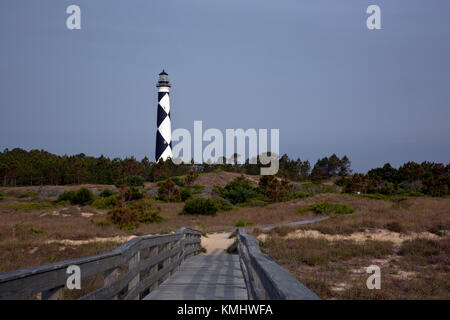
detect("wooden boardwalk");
top-left (144, 234), bottom-right (248, 300)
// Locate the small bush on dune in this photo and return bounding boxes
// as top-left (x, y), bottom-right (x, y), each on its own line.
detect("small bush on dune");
top-left (180, 187), bottom-right (192, 201)
top-left (180, 198), bottom-right (218, 216)
top-left (172, 176), bottom-right (186, 187)
top-left (125, 175), bottom-right (145, 187)
top-left (30, 226), bottom-right (45, 234)
top-left (298, 201), bottom-right (354, 216)
top-left (57, 190), bottom-right (77, 203)
top-left (235, 220), bottom-right (254, 227)
top-left (114, 175), bottom-right (145, 187)
top-left (72, 187), bottom-right (95, 205)
top-left (219, 176), bottom-right (260, 205)
top-left (57, 188), bottom-right (94, 206)
top-left (108, 200), bottom-right (163, 230)
top-left (210, 197), bottom-right (233, 211)
top-left (91, 195), bottom-right (118, 209)
top-left (125, 187), bottom-right (143, 201)
top-left (99, 189), bottom-right (115, 198)
top-left (158, 178), bottom-right (181, 202)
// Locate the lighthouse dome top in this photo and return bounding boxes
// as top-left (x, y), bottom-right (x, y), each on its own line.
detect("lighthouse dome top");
top-left (157, 69), bottom-right (171, 88)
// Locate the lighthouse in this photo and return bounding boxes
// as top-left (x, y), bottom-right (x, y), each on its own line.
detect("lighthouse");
top-left (155, 70), bottom-right (172, 162)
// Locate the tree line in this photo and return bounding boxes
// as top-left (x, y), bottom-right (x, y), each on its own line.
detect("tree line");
top-left (0, 148), bottom-right (448, 196)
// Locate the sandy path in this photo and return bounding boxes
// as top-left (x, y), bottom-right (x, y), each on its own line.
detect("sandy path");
top-left (201, 232), bottom-right (234, 255)
top-left (46, 235), bottom-right (137, 246)
top-left (257, 228), bottom-right (444, 245)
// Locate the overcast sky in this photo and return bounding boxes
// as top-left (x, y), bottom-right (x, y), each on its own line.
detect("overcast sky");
top-left (0, 0), bottom-right (449, 172)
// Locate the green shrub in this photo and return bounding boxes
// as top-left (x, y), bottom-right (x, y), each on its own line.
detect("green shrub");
top-left (181, 198), bottom-right (218, 216)
top-left (219, 176), bottom-right (260, 204)
top-left (30, 227), bottom-right (45, 234)
top-left (127, 201), bottom-right (165, 224)
top-left (73, 187), bottom-right (95, 205)
top-left (235, 220), bottom-right (246, 227)
top-left (180, 187), bottom-right (192, 201)
top-left (158, 178), bottom-right (181, 202)
top-left (57, 190), bottom-right (77, 203)
top-left (124, 175), bottom-right (145, 187)
top-left (125, 187), bottom-right (143, 201)
top-left (235, 220), bottom-right (254, 227)
top-left (190, 184), bottom-right (205, 194)
top-left (108, 200), bottom-right (163, 229)
top-left (211, 197), bottom-right (233, 211)
top-left (92, 195), bottom-right (118, 209)
top-left (57, 188), bottom-right (94, 205)
top-left (99, 189), bottom-right (115, 198)
top-left (172, 176), bottom-right (186, 187)
top-left (298, 201), bottom-right (354, 216)
top-left (0, 191), bottom-right (5, 201)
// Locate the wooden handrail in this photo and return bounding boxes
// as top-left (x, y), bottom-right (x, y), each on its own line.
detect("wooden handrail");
top-left (236, 227), bottom-right (320, 300)
top-left (0, 227), bottom-right (201, 300)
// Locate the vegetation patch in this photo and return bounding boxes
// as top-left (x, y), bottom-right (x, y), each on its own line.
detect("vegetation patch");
top-left (180, 198), bottom-right (218, 216)
top-left (297, 201), bottom-right (354, 216)
top-left (57, 187), bottom-right (95, 206)
top-left (218, 176), bottom-right (260, 205)
top-left (157, 178), bottom-right (181, 202)
top-left (210, 197), bottom-right (233, 211)
top-left (90, 219), bottom-right (111, 227)
top-left (114, 175), bottom-right (145, 187)
top-left (91, 195), bottom-right (117, 209)
top-left (98, 189), bottom-right (115, 198)
top-left (8, 201), bottom-right (55, 211)
top-left (30, 227), bottom-right (45, 234)
top-left (259, 175), bottom-right (308, 202)
top-left (235, 219), bottom-right (254, 227)
top-left (109, 200), bottom-right (164, 231)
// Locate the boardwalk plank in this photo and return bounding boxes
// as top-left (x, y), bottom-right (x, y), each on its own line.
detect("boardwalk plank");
top-left (144, 253), bottom-right (248, 300)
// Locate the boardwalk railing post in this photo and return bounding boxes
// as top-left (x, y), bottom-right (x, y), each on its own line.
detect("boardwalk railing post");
top-left (148, 245), bottom-right (159, 292)
top-left (104, 267), bottom-right (120, 300)
top-left (127, 251), bottom-right (140, 300)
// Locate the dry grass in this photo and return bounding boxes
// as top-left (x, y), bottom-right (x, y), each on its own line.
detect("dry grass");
top-left (263, 236), bottom-right (450, 299)
top-left (259, 195), bottom-right (450, 300)
top-left (289, 195), bottom-right (450, 235)
top-left (0, 185), bottom-right (318, 272)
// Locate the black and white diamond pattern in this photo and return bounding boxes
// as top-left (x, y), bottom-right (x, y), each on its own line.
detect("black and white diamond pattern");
top-left (155, 91), bottom-right (172, 161)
